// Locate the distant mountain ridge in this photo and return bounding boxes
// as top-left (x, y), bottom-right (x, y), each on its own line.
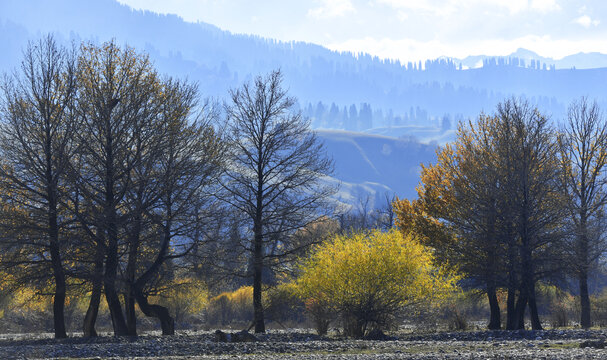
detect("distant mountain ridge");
top-left (2, 0), bottom-right (607, 205)
top-left (456, 48), bottom-right (607, 70)
top-left (2, 0), bottom-right (607, 127)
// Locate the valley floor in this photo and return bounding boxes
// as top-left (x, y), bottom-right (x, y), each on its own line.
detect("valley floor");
top-left (0, 328), bottom-right (606, 359)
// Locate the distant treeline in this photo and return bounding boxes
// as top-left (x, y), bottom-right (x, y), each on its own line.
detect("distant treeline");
top-left (301, 100), bottom-right (459, 131)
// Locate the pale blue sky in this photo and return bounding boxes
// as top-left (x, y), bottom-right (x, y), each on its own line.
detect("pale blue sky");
top-left (117, 0), bottom-right (607, 62)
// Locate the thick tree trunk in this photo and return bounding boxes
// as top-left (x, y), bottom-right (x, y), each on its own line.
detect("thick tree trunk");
top-left (104, 215), bottom-right (128, 336)
top-left (514, 289), bottom-right (527, 330)
top-left (527, 282), bottom-right (542, 330)
top-left (47, 169), bottom-right (67, 338)
top-left (487, 285), bottom-right (501, 330)
top-left (253, 230), bottom-right (265, 333)
top-left (51, 261), bottom-right (67, 339)
top-left (83, 280), bottom-right (102, 337)
top-left (103, 153), bottom-right (128, 335)
top-left (135, 288), bottom-right (174, 335)
top-left (49, 229), bottom-right (67, 339)
top-left (132, 210), bottom-right (176, 335)
top-left (520, 238), bottom-right (542, 330)
top-left (505, 224), bottom-right (518, 331)
top-left (125, 292), bottom-right (137, 336)
top-left (83, 239), bottom-right (104, 337)
top-left (125, 212), bottom-right (142, 336)
top-left (104, 282), bottom-right (128, 336)
top-left (579, 270), bottom-right (591, 328)
top-left (506, 286), bottom-right (516, 330)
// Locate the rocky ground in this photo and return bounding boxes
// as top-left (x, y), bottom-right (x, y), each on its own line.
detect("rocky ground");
top-left (0, 328), bottom-right (606, 359)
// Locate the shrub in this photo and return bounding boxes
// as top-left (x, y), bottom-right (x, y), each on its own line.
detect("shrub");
top-left (296, 229), bottom-right (459, 338)
top-left (437, 290), bottom-right (484, 331)
top-left (153, 278), bottom-right (209, 327)
top-left (304, 297), bottom-right (336, 335)
top-left (536, 283), bottom-right (576, 328)
top-left (206, 293), bottom-right (232, 326)
top-left (591, 288), bottom-right (607, 327)
top-left (206, 286), bottom-right (253, 326)
top-left (263, 283), bottom-right (305, 326)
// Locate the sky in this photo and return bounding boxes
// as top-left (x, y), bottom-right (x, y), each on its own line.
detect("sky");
top-left (117, 0), bottom-right (607, 62)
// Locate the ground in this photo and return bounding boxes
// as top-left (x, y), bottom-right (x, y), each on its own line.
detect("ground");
top-left (0, 329), bottom-right (606, 359)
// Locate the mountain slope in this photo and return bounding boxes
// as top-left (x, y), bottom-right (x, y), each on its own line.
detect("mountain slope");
top-left (317, 130), bottom-right (437, 204)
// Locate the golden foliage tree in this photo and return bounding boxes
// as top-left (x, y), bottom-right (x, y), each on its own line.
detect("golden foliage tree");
top-left (394, 114), bottom-right (506, 329)
top-left (395, 99), bottom-right (566, 331)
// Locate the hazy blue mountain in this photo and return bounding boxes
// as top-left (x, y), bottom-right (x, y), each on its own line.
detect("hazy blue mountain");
top-left (2, 0), bottom-right (607, 206)
top-left (2, 0), bottom-right (607, 127)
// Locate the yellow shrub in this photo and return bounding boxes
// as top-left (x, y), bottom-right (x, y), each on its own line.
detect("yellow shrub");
top-left (228, 286), bottom-right (253, 321)
top-left (154, 278), bottom-right (209, 324)
top-left (296, 228), bottom-right (460, 337)
top-left (206, 286), bottom-right (254, 326)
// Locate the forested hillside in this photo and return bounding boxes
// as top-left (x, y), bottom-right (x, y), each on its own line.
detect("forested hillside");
top-left (1, 0), bottom-right (607, 130)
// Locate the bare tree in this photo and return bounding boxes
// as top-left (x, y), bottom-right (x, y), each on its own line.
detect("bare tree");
top-left (221, 70), bottom-right (335, 333)
top-left (558, 98), bottom-right (607, 328)
top-left (126, 81), bottom-right (224, 335)
top-left (0, 35), bottom-right (77, 339)
top-left (72, 41), bottom-right (161, 336)
top-left (493, 98), bottom-right (566, 330)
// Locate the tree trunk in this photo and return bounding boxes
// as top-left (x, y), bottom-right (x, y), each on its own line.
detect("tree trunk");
top-left (125, 292), bottom-right (137, 336)
top-left (579, 270), bottom-right (592, 328)
top-left (104, 215), bottom-right (128, 336)
top-left (104, 282), bottom-right (128, 336)
top-left (525, 276), bottom-right (542, 330)
top-left (125, 212), bottom-right (142, 336)
top-left (83, 280), bottom-right (102, 337)
top-left (51, 262), bottom-right (67, 339)
top-left (47, 170), bottom-right (67, 339)
top-left (514, 289), bottom-right (527, 330)
top-left (103, 158), bottom-right (128, 336)
top-left (527, 282), bottom-right (542, 330)
top-left (83, 238), bottom-right (104, 337)
top-left (135, 288), bottom-right (174, 335)
top-left (505, 224), bottom-right (518, 331)
top-left (49, 230), bottom-right (67, 339)
top-left (131, 208), bottom-right (175, 335)
top-left (487, 285), bottom-right (501, 330)
top-left (506, 285), bottom-right (516, 330)
top-left (253, 230), bottom-right (265, 333)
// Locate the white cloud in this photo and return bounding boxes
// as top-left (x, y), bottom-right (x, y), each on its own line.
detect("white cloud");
top-left (574, 15), bottom-right (600, 28)
top-left (396, 10), bottom-right (408, 21)
top-left (308, 0), bottom-right (356, 19)
top-left (530, 0), bottom-right (560, 13)
top-left (375, 0), bottom-right (456, 17)
top-left (375, 0), bottom-right (560, 15)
